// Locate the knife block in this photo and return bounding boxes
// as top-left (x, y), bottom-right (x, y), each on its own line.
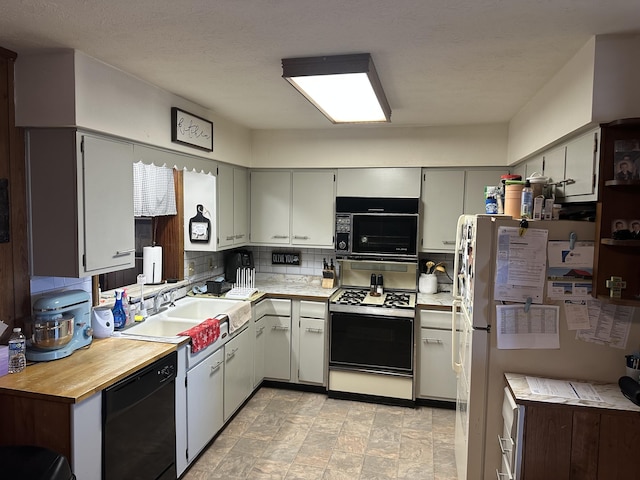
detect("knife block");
top-left (322, 269), bottom-right (336, 289)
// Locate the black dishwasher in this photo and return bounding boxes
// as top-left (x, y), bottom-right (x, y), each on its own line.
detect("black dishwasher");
top-left (103, 351), bottom-right (177, 480)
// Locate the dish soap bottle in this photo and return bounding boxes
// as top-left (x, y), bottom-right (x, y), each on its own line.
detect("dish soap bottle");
top-left (112, 289), bottom-right (127, 330)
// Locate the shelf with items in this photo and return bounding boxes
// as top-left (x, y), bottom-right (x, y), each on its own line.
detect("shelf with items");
top-left (593, 119), bottom-right (640, 304)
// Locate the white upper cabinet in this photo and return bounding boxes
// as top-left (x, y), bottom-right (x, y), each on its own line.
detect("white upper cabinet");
top-left (563, 129), bottom-right (599, 199)
top-left (421, 169), bottom-right (464, 252)
top-left (337, 167), bottom-right (421, 197)
top-left (420, 167), bottom-right (505, 252)
top-left (292, 171), bottom-right (335, 247)
top-left (217, 164), bottom-right (248, 249)
top-left (250, 170), bottom-right (292, 244)
top-left (250, 170), bottom-right (335, 247)
top-left (183, 170), bottom-right (216, 251)
top-left (28, 129), bottom-right (135, 277)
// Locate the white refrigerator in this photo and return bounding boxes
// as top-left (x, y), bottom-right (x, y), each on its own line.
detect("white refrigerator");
top-left (451, 215), bottom-right (640, 480)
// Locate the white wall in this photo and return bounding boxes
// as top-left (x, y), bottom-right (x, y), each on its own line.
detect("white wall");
top-left (507, 38), bottom-right (596, 165)
top-left (508, 34), bottom-right (640, 165)
top-left (250, 123), bottom-right (509, 168)
top-left (15, 50), bottom-right (252, 168)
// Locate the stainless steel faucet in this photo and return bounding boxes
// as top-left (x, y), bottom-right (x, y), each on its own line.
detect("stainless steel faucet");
top-left (152, 285), bottom-right (176, 315)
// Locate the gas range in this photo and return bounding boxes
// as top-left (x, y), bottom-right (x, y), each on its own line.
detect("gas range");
top-left (329, 287), bottom-right (416, 318)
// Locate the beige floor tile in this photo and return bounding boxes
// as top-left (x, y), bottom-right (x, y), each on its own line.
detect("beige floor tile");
top-left (285, 462), bottom-right (326, 479)
top-left (248, 459), bottom-right (292, 480)
top-left (326, 450), bottom-right (364, 476)
top-left (189, 387), bottom-right (457, 480)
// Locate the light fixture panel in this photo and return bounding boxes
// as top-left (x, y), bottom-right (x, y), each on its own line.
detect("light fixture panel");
top-left (282, 53), bottom-right (391, 124)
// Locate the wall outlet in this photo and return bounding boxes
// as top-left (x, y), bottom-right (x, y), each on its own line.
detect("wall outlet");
top-left (188, 261), bottom-right (195, 276)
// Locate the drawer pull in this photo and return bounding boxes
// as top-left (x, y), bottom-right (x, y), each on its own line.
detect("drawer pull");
top-left (272, 325), bottom-right (290, 331)
top-left (423, 338), bottom-right (443, 344)
top-left (305, 327), bottom-right (323, 333)
top-left (498, 435), bottom-right (513, 455)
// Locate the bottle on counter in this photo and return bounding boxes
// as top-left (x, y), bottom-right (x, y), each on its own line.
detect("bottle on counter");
top-left (8, 327), bottom-right (26, 374)
top-left (370, 274), bottom-right (377, 295)
top-left (112, 289), bottom-right (127, 330)
top-left (377, 274), bottom-right (384, 295)
top-left (520, 180), bottom-right (533, 219)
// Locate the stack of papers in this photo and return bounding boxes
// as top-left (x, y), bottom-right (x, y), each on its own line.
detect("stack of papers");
top-left (0, 346), bottom-right (8, 376)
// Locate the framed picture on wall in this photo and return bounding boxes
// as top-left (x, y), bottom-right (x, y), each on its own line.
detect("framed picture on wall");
top-left (171, 107), bottom-right (213, 151)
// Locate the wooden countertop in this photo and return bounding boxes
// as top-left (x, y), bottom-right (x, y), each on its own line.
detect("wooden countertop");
top-left (0, 337), bottom-right (177, 404)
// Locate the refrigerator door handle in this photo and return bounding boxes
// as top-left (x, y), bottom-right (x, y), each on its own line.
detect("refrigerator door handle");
top-left (452, 215), bottom-right (466, 300)
top-left (452, 298), bottom-right (462, 374)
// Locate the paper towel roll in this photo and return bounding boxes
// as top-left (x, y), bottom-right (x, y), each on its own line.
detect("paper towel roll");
top-left (143, 246), bottom-right (163, 284)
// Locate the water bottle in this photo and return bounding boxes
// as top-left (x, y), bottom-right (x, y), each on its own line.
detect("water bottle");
top-left (112, 289), bottom-right (127, 330)
top-left (8, 327), bottom-right (26, 374)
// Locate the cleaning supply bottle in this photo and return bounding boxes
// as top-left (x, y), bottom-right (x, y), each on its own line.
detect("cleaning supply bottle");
top-left (520, 180), bottom-right (533, 219)
top-left (112, 289), bottom-right (127, 330)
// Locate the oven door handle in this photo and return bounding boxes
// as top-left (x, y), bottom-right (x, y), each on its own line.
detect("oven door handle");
top-left (452, 299), bottom-right (462, 374)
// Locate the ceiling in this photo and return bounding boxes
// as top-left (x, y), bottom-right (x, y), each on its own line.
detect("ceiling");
top-left (1, 0), bottom-right (639, 131)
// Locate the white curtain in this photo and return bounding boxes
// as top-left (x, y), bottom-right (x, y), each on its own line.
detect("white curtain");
top-left (133, 162), bottom-right (177, 217)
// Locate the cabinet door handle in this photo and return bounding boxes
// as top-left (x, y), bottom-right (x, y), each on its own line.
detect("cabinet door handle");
top-left (498, 435), bottom-right (513, 454)
top-left (423, 338), bottom-right (443, 344)
top-left (293, 235), bottom-right (309, 240)
top-left (305, 327), bottom-right (323, 333)
top-left (226, 347), bottom-right (238, 360)
top-left (210, 361), bottom-right (223, 373)
top-left (495, 470), bottom-right (511, 480)
top-left (235, 234), bottom-right (245, 239)
top-left (441, 240), bottom-right (456, 245)
top-left (272, 325), bottom-right (290, 331)
top-left (271, 235), bottom-right (289, 239)
top-left (226, 235), bottom-right (235, 241)
top-left (256, 326), bottom-right (265, 336)
top-left (114, 248), bottom-right (135, 256)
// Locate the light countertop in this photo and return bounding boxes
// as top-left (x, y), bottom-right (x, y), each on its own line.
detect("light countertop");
top-left (505, 372), bottom-right (640, 413)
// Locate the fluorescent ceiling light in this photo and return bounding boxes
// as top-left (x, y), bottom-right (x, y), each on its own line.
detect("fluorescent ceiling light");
top-left (282, 53), bottom-right (391, 124)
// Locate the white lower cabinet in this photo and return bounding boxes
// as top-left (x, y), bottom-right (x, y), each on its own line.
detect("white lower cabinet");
top-left (499, 387), bottom-right (523, 479)
top-left (418, 309), bottom-right (457, 401)
top-left (253, 314), bottom-right (266, 388)
top-left (298, 300), bottom-right (327, 385)
top-left (223, 327), bottom-right (253, 421)
top-left (187, 347), bottom-right (224, 462)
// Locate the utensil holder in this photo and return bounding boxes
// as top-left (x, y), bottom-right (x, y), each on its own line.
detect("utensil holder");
top-left (419, 273), bottom-right (438, 294)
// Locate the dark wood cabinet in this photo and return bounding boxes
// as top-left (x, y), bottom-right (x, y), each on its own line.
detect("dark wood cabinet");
top-left (593, 119), bottom-right (640, 304)
top-left (0, 46), bottom-right (30, 340)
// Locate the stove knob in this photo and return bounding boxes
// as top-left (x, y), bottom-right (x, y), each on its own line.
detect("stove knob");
top-left (338, 240), bottom-right (347, 250)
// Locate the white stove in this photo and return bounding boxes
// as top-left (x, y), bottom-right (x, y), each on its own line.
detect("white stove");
top-left (329, 287), bottom-right (416, 318)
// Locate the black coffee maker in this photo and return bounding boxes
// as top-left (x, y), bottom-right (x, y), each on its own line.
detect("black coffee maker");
top-left (224, 250), bottom-right (254, 283)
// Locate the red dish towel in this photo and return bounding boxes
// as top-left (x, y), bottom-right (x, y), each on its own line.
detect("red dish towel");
top-left (178, 318), bottom-right (220, 353)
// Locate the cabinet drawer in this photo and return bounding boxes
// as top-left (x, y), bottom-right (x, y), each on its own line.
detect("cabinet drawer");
top-left (419, 309), bottom-right (453, 329)
top-left (300, 300), bottom-right (326, 319)
top-left (255, 298), bottom-right (291, 318)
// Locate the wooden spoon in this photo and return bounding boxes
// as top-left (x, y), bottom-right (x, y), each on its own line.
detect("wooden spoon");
top-left (425, 261), bottom-right (435, 274)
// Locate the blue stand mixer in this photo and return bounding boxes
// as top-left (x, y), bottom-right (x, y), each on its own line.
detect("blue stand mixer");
top-left (27, 290), bottom-right (93, 362)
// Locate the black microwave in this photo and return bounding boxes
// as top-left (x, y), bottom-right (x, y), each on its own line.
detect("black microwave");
top-left (335, 197), bottom-right (419, 260)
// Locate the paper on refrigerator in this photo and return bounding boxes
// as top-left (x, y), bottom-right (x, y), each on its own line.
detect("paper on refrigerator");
top-left (494, 226), bottom-right (548, 303)
top-left (546, 240), bottom-right (594, 300)
top-left (496, 304), bottom-right (560, 349)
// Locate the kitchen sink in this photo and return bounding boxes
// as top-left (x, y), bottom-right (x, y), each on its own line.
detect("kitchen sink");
top-left (119, 296), bottom-right (243, 340)
top-left (166, 297), bottom-right (242, 320)
top-left (122, 317), bottom-right (201, 337)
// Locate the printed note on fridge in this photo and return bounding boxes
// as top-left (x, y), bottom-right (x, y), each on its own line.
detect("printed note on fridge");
top-left (496, 304), bottom-right (560, 349)
top-left (494, 226), bottom-right (548, 303)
